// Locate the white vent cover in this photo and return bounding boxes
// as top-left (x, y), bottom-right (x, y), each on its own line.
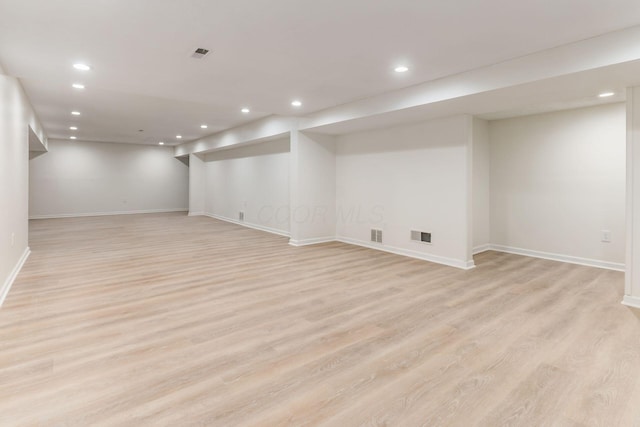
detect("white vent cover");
top-left (411, 230), bottom-right (432, 244)
top-left (371, 229), bottom-right (382, 243)
top-left (191, 48), bottom-right (210, 59)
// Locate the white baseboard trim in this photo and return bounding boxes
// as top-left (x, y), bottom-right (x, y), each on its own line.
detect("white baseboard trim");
top-left (473, 243), bottom-right (491, 255)
top-left (188, 211), bottom-right (205, 216)
top-left (335, 236), bottom-right (475, 270)
top-left (204, 213), bottom-right (290, 238)
top-left (29, 209), bottom-right (188, 220)
top-left (289, 237), bottom-right (336, 247)
top-left (489, 244), bottom-right (625, 272)
top-left (622, 295), bottom-right (640, 310)
top-left (1, 247), bottom-right (30, 307)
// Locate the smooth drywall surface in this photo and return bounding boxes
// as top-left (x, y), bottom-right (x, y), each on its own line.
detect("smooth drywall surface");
top-left (336, 115), bottom-right (472, 268)
top-left (189, 154), bottom-right (205, 215)
top-left (490, 103), bottom-right (626, 265)
top-left (175, 116), bottom-right (294, 156)
top-left (29, 139), bottom-right (188, 218)
top-left (473, 118), bottom-right (491, 251)
top-left (0, 71), bottom-right (46, 299)
top-left (289, 132), bottom-right (336, 244)
top-left (204, 138), bottom-right (290, 234)
top-left (625, 87), bottom-right (640, 307)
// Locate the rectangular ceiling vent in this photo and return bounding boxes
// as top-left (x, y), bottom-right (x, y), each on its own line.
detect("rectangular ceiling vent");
top-left (191, 48), bottom-right (210, 59)
top-left (411, 230), bottom-right (432, 244)
top-left (371, 229), bottom-right (382, 244)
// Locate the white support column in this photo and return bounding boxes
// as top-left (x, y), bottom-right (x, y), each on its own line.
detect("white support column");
top-left (289, 130), bottom-right (336, 246)
top-left (188, 153), bottom-right (206, 216)
top-left (464, 115), bottom-right (475, 269)
top-left (624, 87), bottom-right (640, 309)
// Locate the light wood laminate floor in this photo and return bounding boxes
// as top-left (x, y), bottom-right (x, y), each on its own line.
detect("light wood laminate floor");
top-left (1, 213), bottom-right (639, 426)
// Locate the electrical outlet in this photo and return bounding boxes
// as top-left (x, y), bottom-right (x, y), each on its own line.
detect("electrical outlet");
top-left (601, 230), bottom-right (611, 243)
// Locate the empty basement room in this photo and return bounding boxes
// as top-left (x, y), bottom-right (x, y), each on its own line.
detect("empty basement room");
top-left (3, 1), bottom-right (640, 426)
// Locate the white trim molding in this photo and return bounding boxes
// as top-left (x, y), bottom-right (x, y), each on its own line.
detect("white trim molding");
top-left (1, 247), bottom-right (31, 307)
top-left (29, 208), bottom-right (188, 220)
top-left (289, 237), bottom-right (336, 247)
top-left (622, 295), bottom-right (640, 309)
top-left (473, 243), bottom-right (491, 255)
top-left (489, 244), bottom-right (625, 272)
top-left (336, 236), bottom-right (475, 270)
top-left (204, 213), bottom-right (290, 238)
top-left (188, 211), bottom-right (205, 216)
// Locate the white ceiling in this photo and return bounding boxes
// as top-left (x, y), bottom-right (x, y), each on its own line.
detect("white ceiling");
top-left (1, 0), bottom-right (640, 145)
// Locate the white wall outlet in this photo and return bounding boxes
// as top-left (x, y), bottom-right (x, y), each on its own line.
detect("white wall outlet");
top-left (10, 233), bottom-right (15, 247)
top-left (601, 230), bottom-right (611, 243)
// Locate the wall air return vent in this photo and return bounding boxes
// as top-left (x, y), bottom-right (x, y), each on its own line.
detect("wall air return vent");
top-left (191, 48), bottom-right (210, 59)
top-left (239, 211), bottom-right (245, 221)
top-left (371, 229), bottom-right (382, 243)
top-left (411, 230), bottom-right (432, 244)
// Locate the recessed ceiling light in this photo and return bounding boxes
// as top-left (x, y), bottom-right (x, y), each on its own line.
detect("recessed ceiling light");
top-left (176, 135), bottom-right (182, 139)
top-left (394, 65), bottom-right (409, 73)
top-left (69, 126), bottom-right (78, 130)
top-left (73, 63), bottom-right (91, 71)
top-left (241, 108), bottom-right (250, 113)
top-left (599, 92), bottom-right (615, 98)
top-left (72, 83), bottom-right (85, 89)
top-left (71, 111), bottom-right (81, 115)
top-left (200, 124), bottom-right (208, 129)
top-left (70, 136), bottom-right (77, 140)
top-left (159, 142), bottom-right (165, 145)
top-left (291, 100), bottom-right (302, 107)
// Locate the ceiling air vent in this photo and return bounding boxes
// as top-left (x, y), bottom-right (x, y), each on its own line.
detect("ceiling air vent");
top-left (191, 48), bottom-right (210, 59)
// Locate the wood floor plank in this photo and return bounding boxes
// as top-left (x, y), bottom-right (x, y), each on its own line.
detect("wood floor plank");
top-left (0, 213), bottom-right (638, 426)
top-left (315, 261), bottom-right (599, 426)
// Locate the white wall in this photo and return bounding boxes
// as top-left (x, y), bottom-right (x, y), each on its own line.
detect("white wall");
top-left (29, 139), bottom-right (188, 218)
top-left (473, 118), bottom-right (491, 251)
top-left (289, 132), bottom-right (336, 244)
top-left (204, 138), bottom-right (290, 235)
top-left (335, 115), bottom-right (473, 269)
top-left (490, 103), bottom-right (626, 267)
top-left (625, 87), bottom-right (640, 308)
top-left (0, 70), bottom-right (46, 302)
top-left (189, 153), bottom-right (205, 215)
